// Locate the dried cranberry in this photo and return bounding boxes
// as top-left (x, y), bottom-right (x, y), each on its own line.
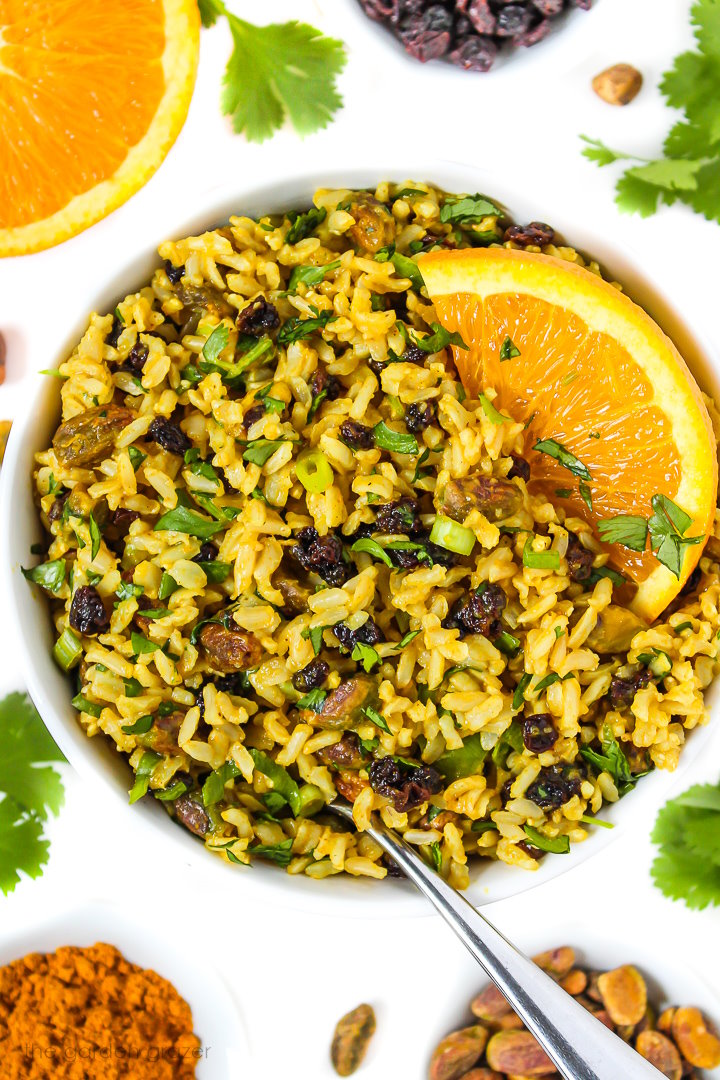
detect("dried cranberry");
top-left (402, 343), bottom-right (426, 365)
top-left (566, 534), bottom-right (594, 584)
top-left (374, 497), bottom-right (422, 535)
top-left (526, 766), bottom-right (581, 809)
top-left (194, 542), bottom-right (218, 563)
top-left (339, 420), bottom-right (375, 449)
top-left (334, 617), bottom-right (383, 652)
top-left (517, 840), bottom-right (544, 861)
top-left (503, 222), bottom-right (555, 247)
top-left (163, 259), bottom-right (184, 284)
top-left (368, 757), bottom-right (442, 812)
top-left (48, 491), bottom-right (69, 523)
top-left (237, 297), bottom-right (280, 336)
top-left (467, 0), bottom-right (496, 33)
top-left (532, 0), bottom-right (563, 14)
top-left (388, 547), bottom-right (423, 569)
top-left (105, 315), bottom-right (123, 348)
top-left (290, 527), bottom-right (350, 587)
top-left (405, 401), bottom-right (437, 432)
top-left (292, 658), bottom-right (330, 692)
top-left (514, 16), bottom-right (552, 46)
top-left (358, 0), bottom-right (401, 21)
top-left (448, 36), bottom-right (498, 72)
top-left (495, 5), bottom-right (533, 35)
top-left (69, 585), bottom-right (110, 636)
top-left (123, 342), bottom-right (149, 375)
top-left (146, 416), bottom-right (191, 455)
top-left (111, 507), bottom-right (140, 531)
top-left (507, 454), bottom-right (530, 482)
top-left (522, 713), bottom-right (557, 753)
top-left (244, 404), bottom-right (265, 429)
top-left (399, 5), bottom-right (452, 62)
top-left (609, 670), bottom-right (652, 708)
top-left (310, 367), bottom-right (341, 401)
top-left (443, 583), bottom-right (506, 638)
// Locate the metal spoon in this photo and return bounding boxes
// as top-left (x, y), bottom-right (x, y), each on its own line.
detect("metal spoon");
top-left (329, 801), bottom-right (659, 1080)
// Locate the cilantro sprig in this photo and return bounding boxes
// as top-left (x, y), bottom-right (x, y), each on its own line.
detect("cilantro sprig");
top-left (651, 781), bottom-right (720, 909)
top-left (199, 1), bottom-right (347, 144)
top-left (581, 0), bottom-right (720, 222)
top-left (597, 494), bottom-right (704, 578)
top-left (0, 692), bottom-right (65, 895)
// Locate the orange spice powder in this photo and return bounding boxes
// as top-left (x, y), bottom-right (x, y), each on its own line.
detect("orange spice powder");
top-left (0, 942), bottom-right (202, 1079)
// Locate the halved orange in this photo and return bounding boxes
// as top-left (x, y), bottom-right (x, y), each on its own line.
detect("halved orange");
top-left (419, 247), bottom-right (718, 621)
top-left (0, 0), bottom-right (200, 256)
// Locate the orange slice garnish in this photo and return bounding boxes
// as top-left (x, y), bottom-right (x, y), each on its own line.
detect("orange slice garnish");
top-left (419, 247), bottom-right (718, 621)
top-left (0, 0), bottom-right (200, 256)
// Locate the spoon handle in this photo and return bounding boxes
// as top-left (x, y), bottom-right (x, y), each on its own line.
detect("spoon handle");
top-left (351, 807), bottom-right (660, 1080)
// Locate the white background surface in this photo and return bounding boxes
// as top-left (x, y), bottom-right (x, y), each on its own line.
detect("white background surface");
top-left (1, 1), bottom-right (720, 1077)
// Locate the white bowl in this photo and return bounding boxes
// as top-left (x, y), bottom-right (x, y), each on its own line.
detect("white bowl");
top-left (0, 902), bottom-right (250, 1078)
top-left (341, 0), bottom-right (608, 81)
top-left (428, 919), bottom-right (720, 1079)
top-left (3, 162), bottom-right (720, 918)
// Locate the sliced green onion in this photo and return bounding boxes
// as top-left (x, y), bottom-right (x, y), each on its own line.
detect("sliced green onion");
top-left (523, 538), bottom-right (560, 570)
top-left (71, 693), bottom-right (102, 718)
top-left (293, 783), bottom-right (325, 817)
top-left (129, 751), bottom-right (162, 804)
top-left (512, 673), bottom-right (533, 711)
top-left (523, 825), bottom-right (570, 854)
top-left (579, 813), bottom-right (615, 830)
top-left (158, 572), bottom-right (179, 600)
top-left (429, 515), bottom-right (476, 556)
top-left (155, 779), bottom-right (189, 801)
top-left (296, 448), bottom-right (334, 493)
top-left (53, 628), bottom-right (82, 671)
top-left (495, 631), bottom-right (521, 657)
top-left (471, 819), bottom-right (499, 834)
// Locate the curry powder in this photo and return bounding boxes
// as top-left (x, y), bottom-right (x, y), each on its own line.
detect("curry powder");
top-left (0, 942), bottom-right (201, 1078)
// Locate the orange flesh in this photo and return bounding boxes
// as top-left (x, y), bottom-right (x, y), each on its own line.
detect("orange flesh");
top-left (0, 0), bottom-right (166, 228)
top-left (433, 291), bottom-right (683, 583)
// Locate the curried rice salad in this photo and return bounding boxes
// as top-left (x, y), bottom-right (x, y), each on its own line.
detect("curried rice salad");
top-left (26, 182), bottom-right (720, 889)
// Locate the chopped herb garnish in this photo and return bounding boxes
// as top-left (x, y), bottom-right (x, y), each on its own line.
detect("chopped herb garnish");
top-left (202, 761), bottom-right (241, 807)
top-left (296, 688), bottom-right (327, 712)
top-left (301, 624), bottom-right (326, 655)
top-left (123, 678), bottom-right (143, 698)
top-left (351, 538), bottom-right (392, 568)
top-left (22, 559), bottom-right (66, 594)
top-left (523, 825), bottom-right (570, 854)
top-left (129, 751), bottom-right (161, 804)
top-left (286, 259), bottom-right (341, 294)
top-left (581, 723), bottom-right (648, 795)
top-left (130, 633), bottom-right (161, 656)
top-left (363, 706), bottom-right (391, 734)
top-left (351, 641), bottom-right (381, 672)
top-left (579, 482), bottom-right (593, 511)
top-left (71, 694), bottom-right (102, 718)
top-left (249, 838), bottom-right (294, 867)
top-left (154, 505), bottom-right (223, 539)
top-left (512, 673), bottom-right (533, 711)
top-left (500, 336), bottom-right (521, 361)
top-left (202, 324), bottom-right (229, 362)
top-left (286, 207), bottom-right (327, 244)
top-left (128, 446), bottom-right (146, 471)
top-left (401, 322), bottom-right (468, 354)
top-left (533, 438), bottom-right (591, 482)
top-left (495, 631), bottom-right (521, 657)
top-left (439, 194), bottom-right (501, 224)
top-left (597, 514), bottom-right (648, 552)
top-left (242, 438), bottom-right (288, 466)
top-left (479, 393), bottom-right (510, 425)
top-left (372, 421), bottom-right (418, 456)
top-left (277, 309), bottom-right (337, 345)
top-left (121, 715), bottom-right (153, 735)
top-left (648, 494), bottom-right (704, 579)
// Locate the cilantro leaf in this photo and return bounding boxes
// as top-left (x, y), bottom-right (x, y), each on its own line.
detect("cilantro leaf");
top-left (351, 641), bottom-right (381, 673)
top-left (582, 1), bottom-right (720, 223)
top-left (213, 11), bottom-right (347, 143)
top-left (0, 799), bottom-right (51, 896)
top-left (202, 324), bottom-right (229, 362)
top-left (648, 494), bottom-right (704, 578)
top-left (401, 322), bottom-right (468, 354)
top-left (439, 194), bottom-right (501, 224)
top-left (287, 259), bottom-right (341, 294)
top-left (651, 781), bottom-right (720, 909)
top-left (286, 207), bottom-right (326, 244)
top-left (277, 309), bottom-right (337, 345)
top-left (0, 693), bottom-right (65, 896)
top-left (500, 336), bottom-right (520, 360)
top-left (580, 723), bottom-right (647, 795)
top-left (0, 692), bottom-right (65, 819)
top-left (533, 438), bottom-right (591, 481)
top-left (597, 514), bottom-right (648, 552)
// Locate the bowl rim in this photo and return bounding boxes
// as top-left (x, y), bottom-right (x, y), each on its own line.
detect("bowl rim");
top-left (3, 158), bottom-right (720, 919)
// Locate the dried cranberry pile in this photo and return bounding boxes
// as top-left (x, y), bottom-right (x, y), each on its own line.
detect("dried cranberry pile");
top-left (357, 0), bottom-right (594, 72)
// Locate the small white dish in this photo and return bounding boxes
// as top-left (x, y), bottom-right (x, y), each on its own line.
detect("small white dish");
top-left (340, 0), bottom-right (608, 81)
top-left (3, 160), bottom-right (719, 918)
top-left (0, 902), bottom-right (250, 1079)
top-left (428, 918), bottom-right (720, 1079)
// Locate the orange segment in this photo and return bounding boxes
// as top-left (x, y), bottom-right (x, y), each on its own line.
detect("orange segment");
top-left (0, 0), bottom-right (200, 255)
top-left (419, 247), bottom-right (718, 621)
